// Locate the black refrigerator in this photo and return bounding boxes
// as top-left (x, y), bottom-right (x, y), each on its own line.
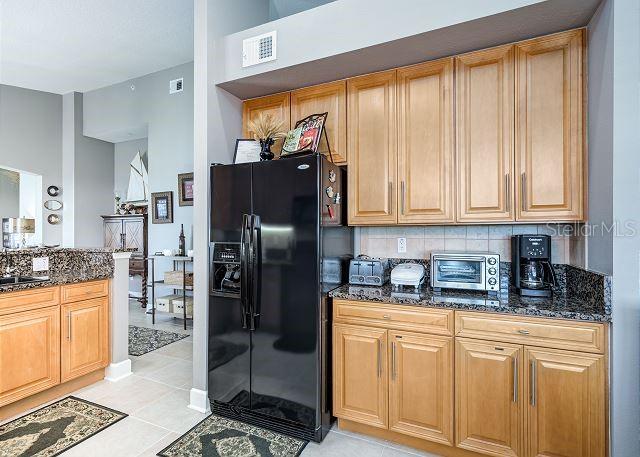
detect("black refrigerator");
top-left (208, 154), bottom-right (352, 442)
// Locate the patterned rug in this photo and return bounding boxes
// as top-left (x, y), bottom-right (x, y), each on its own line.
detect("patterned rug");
top-left (128, 325), bottom-right (189, 356)
top-left (158, 414), bottom-right (307, 457)
top-left (0, 396), bottom-right (126, 457)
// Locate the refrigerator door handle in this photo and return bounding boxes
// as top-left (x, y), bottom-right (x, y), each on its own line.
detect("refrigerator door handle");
top-left (239, 214), bottom-right (251, 329)
top-left (249, 214), bottom-right (262, 331)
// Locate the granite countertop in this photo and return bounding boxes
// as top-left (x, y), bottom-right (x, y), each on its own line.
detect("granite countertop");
top-left (329, 283), bottom-right (611, 323)
top-left (0, 272), bottom-right (113, 294)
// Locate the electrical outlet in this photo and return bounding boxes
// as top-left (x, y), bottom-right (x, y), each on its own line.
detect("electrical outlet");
top-left (397, 237), bottom-right (407, 253)
top-left (32, 257), bottom-right (49, 272)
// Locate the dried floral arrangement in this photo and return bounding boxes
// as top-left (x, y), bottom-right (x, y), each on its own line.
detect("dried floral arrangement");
top-left (247, 113), bottom-right (286, 141)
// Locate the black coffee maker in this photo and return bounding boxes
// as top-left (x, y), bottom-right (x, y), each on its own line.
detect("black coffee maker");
top-left (511, 235), bottom-right (557, 297)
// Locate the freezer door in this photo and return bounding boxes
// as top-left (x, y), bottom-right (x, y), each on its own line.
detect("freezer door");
top-left (208, 164), bottom-right (252, 406)
top-left (248, 156), bottom-right (320, 430)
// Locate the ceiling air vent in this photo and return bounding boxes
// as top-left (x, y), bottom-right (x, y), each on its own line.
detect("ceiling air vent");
top-left (242, 31), bottom-right (277, 67)
top-left (169, 77), bottom-right (184, 94)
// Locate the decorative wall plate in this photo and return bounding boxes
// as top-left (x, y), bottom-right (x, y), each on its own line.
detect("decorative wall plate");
top-left (47, 185), bottom-right (60, 197)
top-left (47, 214), bottom-right (61, 225)
top-left (44, 200), bottom-right (63, 211)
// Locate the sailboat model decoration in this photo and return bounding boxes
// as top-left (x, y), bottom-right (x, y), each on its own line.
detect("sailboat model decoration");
top-left (127, 151), bottom-right (149, 204)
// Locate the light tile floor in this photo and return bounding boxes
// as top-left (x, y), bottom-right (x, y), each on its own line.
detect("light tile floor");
top-left (1, 300), bottom-right (439, 456)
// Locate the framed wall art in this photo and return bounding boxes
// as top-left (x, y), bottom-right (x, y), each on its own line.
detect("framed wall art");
top-left (281, 112), bottom-right (328, 157)
top-left (151, 191), bottom-right (173, 224)
top-left (178, 172), bottom-right (194, 206)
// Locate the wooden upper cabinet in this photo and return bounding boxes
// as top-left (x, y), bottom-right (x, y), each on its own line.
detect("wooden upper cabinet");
top-left (525, 347), bottom-right (605, 457)
top-left (397, 59), bottom-right (455, 224)
top-left (0, 306), bottom-right (60, 407)
top-left (61, 297), bottom-right (109, 382)
top-left (389, 331), bottom-right (453, 446)
top-left (333, 324), bottom-right (388, 429)
top-left (515, 30), bottom-right (585, 221)
top-left (347, 70), bottom-right (397, 225)
top-left (456, 45), bottom-right (515, 222)
top-left (242, 92), bottom-right (291, 156)
top-left (291, 81), bottom-right (347, 165)
top-left (456, 338), bottom-right (522, 457)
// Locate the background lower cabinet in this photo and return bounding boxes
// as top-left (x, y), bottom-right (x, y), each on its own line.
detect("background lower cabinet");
top-left (525, 348), bottom-right (605, 457)
top-left (61, 297), bottom-right (110, 382)
top-left (455, 338), bottom-right (522, 457)
top-left (0, 306), bottom-right (60, 407)
top-left (389, 331), bottom-right (453, 445)
top-left (333, 324), bottom-right (388, 429)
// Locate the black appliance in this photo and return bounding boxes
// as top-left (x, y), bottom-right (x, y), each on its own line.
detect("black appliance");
top-left (511, 234), bottom-right (557, 297)
top-left (208, 154), bottom-right (352, 442)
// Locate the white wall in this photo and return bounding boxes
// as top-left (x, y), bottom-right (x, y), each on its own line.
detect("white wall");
top-left (0, 169), bottom-right (19, 218)
top-left (0, 84), bottom-right (63, 245)
top-left (19, 172), bottom-right (43, 245)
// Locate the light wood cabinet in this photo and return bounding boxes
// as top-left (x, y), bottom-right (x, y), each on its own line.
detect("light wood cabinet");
top-left (291, 81), bottom-right (347, 164)
top-left (456, 45), bottom-right (515, 222)
top-left (515, 29), bottom-right (585, 221)
top-left (389, 331), bottom-right (453, 445)
top-left (61, 297), bottom-right (110, 382)
top-left (242, 92), bottom-right (291, 155)
top-left (397, 59), bottom-right (455, 224)
top-left (0, 306), bottom-right (60, 407)
top-left (456, 338), bottom-right (522, 457)
top-left (525, 348), bottom-right (605, 457)
top-left (347, 70), bottom-right (397, 225)
top-left (333, 323), bottom-right (388, 428)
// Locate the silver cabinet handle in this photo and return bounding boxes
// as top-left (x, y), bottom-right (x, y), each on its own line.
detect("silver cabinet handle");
top-left (513, 357), bottom-right (518, 402)
top-left (388, 182), bottom-right (393, 215)
top-left (521, 172), bottom-right (527, 211)
top-left (505, 173), bottom-right (511, 212)
top-left (391, 341), bottom-right (397, 381)
top-left (517, 329), bottom-right (530, 335)
top-left (401, 181), bottom-right (406, 215)
top-left (530, 360), bottom-right (536, 406)
top-left (67, 312), bottom-right (72, 341)
top-left (377, 339), bottom-right (382, 378)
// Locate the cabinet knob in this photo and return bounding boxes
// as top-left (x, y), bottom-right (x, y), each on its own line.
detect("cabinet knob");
top-left (517, 329), bottom-right (530, 335)
top-left (383, 315), bottom-right (390, 319)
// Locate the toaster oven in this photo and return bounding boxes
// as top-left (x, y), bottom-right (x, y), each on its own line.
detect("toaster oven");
top-left (430, 251), bottom-right (500, 294)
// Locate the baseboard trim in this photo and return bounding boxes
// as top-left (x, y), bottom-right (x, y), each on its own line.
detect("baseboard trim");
top-left (188, 388), bottom-right (211, 414)
top-left (105, 359), bottom-right (132, 382)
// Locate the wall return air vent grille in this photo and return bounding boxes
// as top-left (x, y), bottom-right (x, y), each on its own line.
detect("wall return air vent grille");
top-left (242, 31), bottom-right (277, 67)
top-left (169, 78), bottom-right (183, 94)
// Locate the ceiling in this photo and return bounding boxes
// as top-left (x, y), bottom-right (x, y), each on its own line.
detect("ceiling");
top-left (0, 0), bottom-right (194, 94)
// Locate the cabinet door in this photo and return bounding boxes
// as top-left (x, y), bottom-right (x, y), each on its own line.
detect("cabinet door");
top-left (123, 218), bottom-right (144, 252)
top-left (242, 92), bottom-right (291, 156)
top-left (525, 348), bottom-right (605, 457)
top-left (456, 45), bottom-right (515, 222)
top-left (61, 297), bottom-right (109, 382)
top-left (389, 331), bottom-right (454, 446)
top-left (291, 81), bottom-right (347, 164)
top-left (0, 306), bottom-right (60, 407)
top-left (333, 324), bottom-right (388, 428)
top-left (456, 339), bottom-right (523, 457)
top-left (397, 58), bottom-right (455, 224)
top-left (515, 30), bottom-right (584, 221)
top-left (347, 70), bottom-right (397, 225)
top-left (104, 219), bottom-right (123, 249)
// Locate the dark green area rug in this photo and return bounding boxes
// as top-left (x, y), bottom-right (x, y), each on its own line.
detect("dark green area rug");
top-left (129, 325), bottom-right (189, 356)
top-left (158, 414), bottom-right (307, 457)
top-left (0, 396), bottom-right (126, 457)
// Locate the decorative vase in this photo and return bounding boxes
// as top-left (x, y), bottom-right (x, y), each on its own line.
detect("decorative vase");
top-left (259, 138), bottom-right (275, 161)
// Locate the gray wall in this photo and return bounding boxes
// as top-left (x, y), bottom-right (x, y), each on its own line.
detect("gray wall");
top-left (114, 138), bottom-right (148, 201)
top-left (0, 84), bottom-right (63, 245)
top-left (84, 62), bottom-right (195, 262)
top-left (0, 169), bottom-right (20, 218)
top-left (268, 0), bottom-right (335, 20)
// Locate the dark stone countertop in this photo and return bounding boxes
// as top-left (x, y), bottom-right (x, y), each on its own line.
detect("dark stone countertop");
top-left (328, 283), bottom-right (611, 323)
top-left (0, 272), bottom-right (113, 294)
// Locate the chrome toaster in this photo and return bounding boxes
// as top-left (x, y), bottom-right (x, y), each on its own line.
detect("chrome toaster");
top-left (348, 256), bottom-right (389, 286)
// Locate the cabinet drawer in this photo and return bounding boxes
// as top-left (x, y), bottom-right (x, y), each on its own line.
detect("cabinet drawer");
top-left (61, 280), bottom-right (109, 304)
top-left (129, 259), bottom-right (145, 272)
top-left (0, 286), bottom-right (60, 316)
top-left (334, 299), bottom-right (453, 336)
top-left (455, 311), bottom-right (606, 354)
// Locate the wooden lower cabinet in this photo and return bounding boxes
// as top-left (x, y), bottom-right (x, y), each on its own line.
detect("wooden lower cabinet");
top-left (456, 338), bottom-right (522, 457)
top-left (525, 348), bottom-right (605, 457)
top-left (0, 306), bottom-right (60, 407)
top-left (61, 297), bottom-right (110, 382)
top-left (389, 331), bottom-right (453, 445)
top-left (333, 324), bottom-right (388, 428)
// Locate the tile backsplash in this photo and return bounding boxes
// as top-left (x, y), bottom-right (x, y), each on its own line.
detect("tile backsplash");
top-left (357, 224), bottom-right (585, 267)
